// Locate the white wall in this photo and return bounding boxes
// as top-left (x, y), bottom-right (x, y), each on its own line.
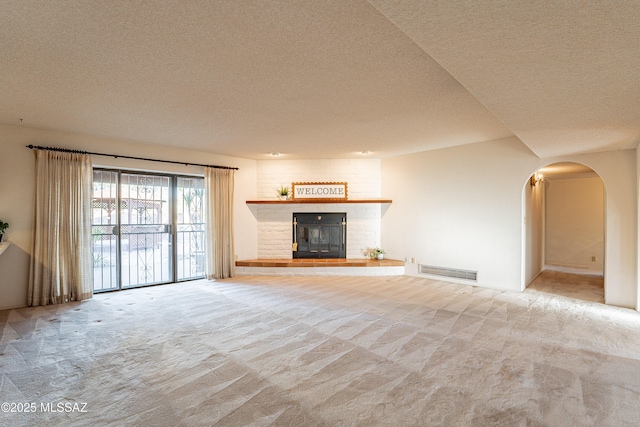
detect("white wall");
top-left (256, 159), bottom-right (381, 199)
top-left (544, 177), bottom-right (604, 273)
top-left (382, 137), bottom-right (637, 308)
top-left (638, 146), bottom-right (640, 311)
top-left (581, 151), bottom-right (637, 307)
top-left (0, 124), bottom-right (257, 310)
top-left (382, 138), bottom-right (534, 291)
top-left (523, 174), bottom-right (544, 285)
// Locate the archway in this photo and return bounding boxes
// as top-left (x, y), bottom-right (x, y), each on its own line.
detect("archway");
top-left (522, 162), bottom-right (605, 302)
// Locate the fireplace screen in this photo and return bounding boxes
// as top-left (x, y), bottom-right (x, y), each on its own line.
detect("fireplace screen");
top-left (293, 213), bottom-right (346, 258)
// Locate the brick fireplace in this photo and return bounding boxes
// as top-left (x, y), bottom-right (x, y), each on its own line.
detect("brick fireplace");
top-left (247, 201), bottom-right (381, 259)
top-left (249, 158), bottom-right (385, 260)
top-left (237, 199), bottom-right (403, 276)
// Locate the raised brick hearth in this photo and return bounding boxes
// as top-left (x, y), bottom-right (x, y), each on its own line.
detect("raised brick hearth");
top-left (235, 258), bottom-right (405, 276)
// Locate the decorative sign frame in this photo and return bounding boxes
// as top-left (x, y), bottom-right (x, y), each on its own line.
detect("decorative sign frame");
top-left (291, 182), bottom-right (348, 200)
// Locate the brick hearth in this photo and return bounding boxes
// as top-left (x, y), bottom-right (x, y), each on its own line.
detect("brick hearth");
top-left (235, 258), bottom-right (405, 276)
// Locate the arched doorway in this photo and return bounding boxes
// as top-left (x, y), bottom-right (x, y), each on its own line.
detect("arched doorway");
top-left (522, 162), bottom-right (605, 302)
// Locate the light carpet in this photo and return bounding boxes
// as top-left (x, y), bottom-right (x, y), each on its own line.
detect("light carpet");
top-left (1, 273), bottom-right (639, 426)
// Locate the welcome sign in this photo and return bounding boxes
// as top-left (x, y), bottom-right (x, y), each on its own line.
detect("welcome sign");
top-left (291, 182), bottom-right (348, 200)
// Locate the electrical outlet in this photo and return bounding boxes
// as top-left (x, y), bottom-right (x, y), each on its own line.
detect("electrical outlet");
top-left (591, 256), bottom-right (597, 262)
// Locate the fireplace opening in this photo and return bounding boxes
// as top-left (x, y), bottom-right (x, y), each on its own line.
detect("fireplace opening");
top-left (293, 213), bottom-right (346, 258)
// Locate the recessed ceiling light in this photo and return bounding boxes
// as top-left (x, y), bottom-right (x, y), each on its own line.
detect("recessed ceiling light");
top-left (270, 152), bottom-right (281, 157)
top-left (360, 150), bottom-right (371, 155)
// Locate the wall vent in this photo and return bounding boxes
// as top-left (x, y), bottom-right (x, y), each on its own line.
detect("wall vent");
top-left (419, 264), bottom-right (478, 281)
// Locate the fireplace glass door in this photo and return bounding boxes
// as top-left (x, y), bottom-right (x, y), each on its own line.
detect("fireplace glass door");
top-left (293, 213), bottom-right (346, 258)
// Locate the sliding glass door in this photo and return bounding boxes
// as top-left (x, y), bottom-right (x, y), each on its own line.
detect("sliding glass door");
top-left (92, 170), bottom-right (205, 292)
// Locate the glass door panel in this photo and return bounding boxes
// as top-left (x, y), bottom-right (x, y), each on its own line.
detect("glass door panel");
top-left (92, 170), bottom-right (119, 292)
top-left (176, 177), bottom-right (206, 280)
top-left (120, 173), bottom-right (172, 288)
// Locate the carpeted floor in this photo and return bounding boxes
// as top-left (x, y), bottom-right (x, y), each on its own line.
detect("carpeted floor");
top-left (1, 272), bottom-right (639, 426)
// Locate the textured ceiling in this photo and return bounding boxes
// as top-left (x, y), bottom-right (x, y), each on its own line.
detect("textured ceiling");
top-left (1, 1), bottom-right (638, 159)
top-left (369, 0), bottom-right (640, 158)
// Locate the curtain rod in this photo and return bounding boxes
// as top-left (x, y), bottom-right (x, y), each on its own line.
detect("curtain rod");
top-left (26, 145), bottom-right (239, 171)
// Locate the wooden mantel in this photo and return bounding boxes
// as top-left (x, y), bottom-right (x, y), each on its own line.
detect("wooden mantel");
top-left (246, 199), bottom-right (392, 204)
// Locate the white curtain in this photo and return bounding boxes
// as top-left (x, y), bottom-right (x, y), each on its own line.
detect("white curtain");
top-left (204, 167), bottom-right (235, 280)
top-left (28, 150), bottom-right (93, 306)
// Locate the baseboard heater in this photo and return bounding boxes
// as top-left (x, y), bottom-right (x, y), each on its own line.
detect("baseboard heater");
top-left (419, 264), bottom-right (478, 281)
